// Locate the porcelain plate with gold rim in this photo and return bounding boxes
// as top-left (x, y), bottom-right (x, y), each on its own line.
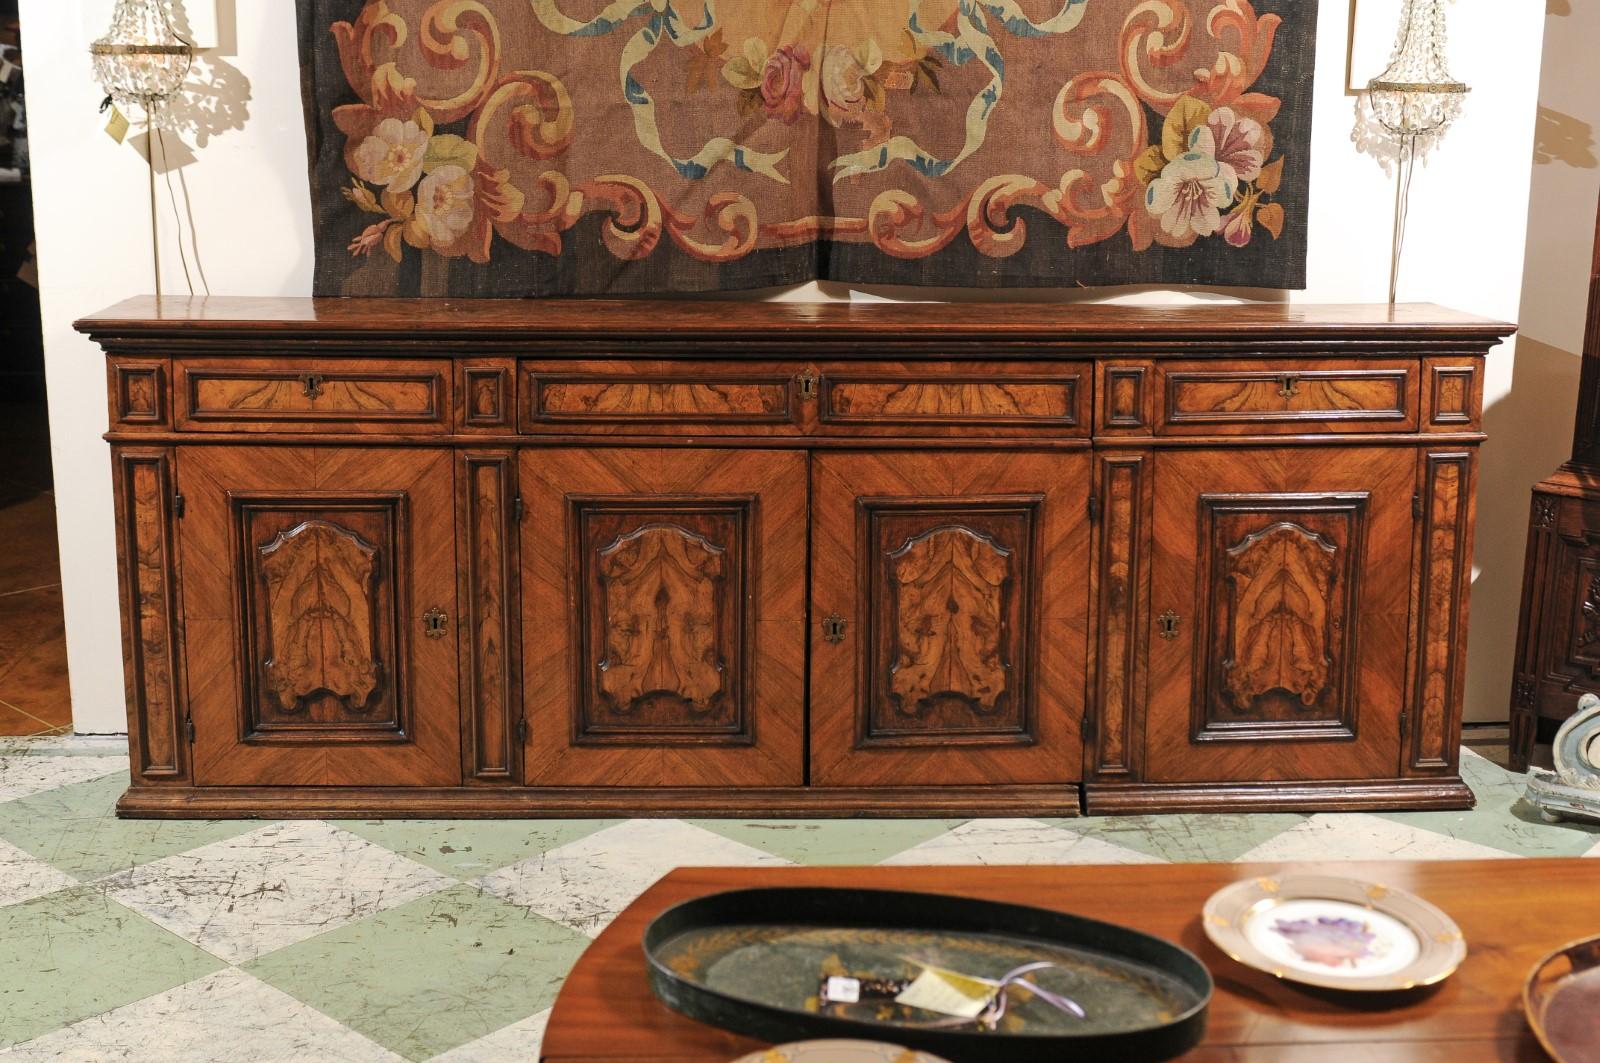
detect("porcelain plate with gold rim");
top-left (1201, 874), bottom-right (1466, 992)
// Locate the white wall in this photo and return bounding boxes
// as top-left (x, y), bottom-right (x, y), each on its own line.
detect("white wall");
top-left (21, 1), bottom-right (1550, 733)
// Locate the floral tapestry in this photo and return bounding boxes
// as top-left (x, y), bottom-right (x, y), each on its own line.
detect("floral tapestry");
top-left (297, 0), bottom-right (1317, 296)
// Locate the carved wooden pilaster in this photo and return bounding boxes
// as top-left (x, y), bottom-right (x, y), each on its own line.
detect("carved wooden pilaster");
top-left (111, 447), bottom-right (186, 782)
top-left (459, 451), bottom-right (519, 782)
top-left (1409, 451), bottom-right (1476, 773)
top-left (1089, 453), bottom-right (1149, 780)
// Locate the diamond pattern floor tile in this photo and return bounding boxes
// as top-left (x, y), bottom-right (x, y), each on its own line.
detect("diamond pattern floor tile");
top-left (877, 818), bottom-right (1166, 866)
top-left (475, 818), bottom-right (791, 937)
top-left (0, 886), bottom-right (224, 1049)
top-left (0, 754), bottom-right (128, 804)
top-left (1045, 812), bottom-right (1310, 863)
top-left (101, 821), bottom-right (455, 964)
top-left (0, 967), bottom-right (405, 1063)
top-left (1373, 749), bottom-right (1600, 858)
top-left (690, 818), bottom-right (966, 865)
top-left (0, 835), bottom-right (76, 908)
top-left (4, 735), bottom-right (1596, 1060)
top-left (1234, 813), bottom-right (1523, 862)
top-left (333, 818), bottom-right (621, 879)
top-left (423, 1008), bottom-right (550, 1063)
top-left (246, 885), bottom-right (588, 1062)
top-left (0, 773), bottom-right (256, 881)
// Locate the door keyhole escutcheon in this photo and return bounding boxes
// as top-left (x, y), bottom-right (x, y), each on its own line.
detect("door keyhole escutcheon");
top-left (423, 607), bottom-right (449, 639)
top-left (300, 373), bottom-right (325, 399)
top-left (1158, 609), bottom-right (1181, 641)
top-left (822, 614), bottom-right (847, 643)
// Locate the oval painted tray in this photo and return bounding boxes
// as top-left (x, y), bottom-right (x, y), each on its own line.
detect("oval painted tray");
top-left (643, 887), bottom-right (1211, 1062)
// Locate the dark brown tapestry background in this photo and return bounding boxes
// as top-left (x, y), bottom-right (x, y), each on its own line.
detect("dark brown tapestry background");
top-left (298, 0), bottom-right (1317, 296)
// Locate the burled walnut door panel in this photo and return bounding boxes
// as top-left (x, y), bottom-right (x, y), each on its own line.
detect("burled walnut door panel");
top-left (179, 446), bottom-right (460, 787)
top-left (810, 452), bottom-right (1090, 787)
top-left (521, 449), bottom-right (805, 787)
top-left (1146, 448), bottom-right (1413, 783)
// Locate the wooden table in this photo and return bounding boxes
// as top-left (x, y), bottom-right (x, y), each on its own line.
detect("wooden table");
top-left (541, 860), bottom-right (1600, 1062)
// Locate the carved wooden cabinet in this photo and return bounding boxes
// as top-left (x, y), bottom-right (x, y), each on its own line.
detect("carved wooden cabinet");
top-left (81, 299), bottom-right (1511, 818)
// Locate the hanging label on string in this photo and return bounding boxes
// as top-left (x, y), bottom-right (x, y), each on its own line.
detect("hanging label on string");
top-left (104, 106), bottom-right (130, 144)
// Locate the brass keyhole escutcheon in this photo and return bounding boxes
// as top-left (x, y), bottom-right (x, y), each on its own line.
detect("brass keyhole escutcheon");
top-left (1277, 374), bottom-right (1299, 399)
top-left (798, 370), bottom-right (818, 400)
top-left (822, 614), bottom-right (847, 643)
top-left (1157, 609), bottom-right (1181, 641)
top-left (423, 607), bottom-right (449, 639)
top-left (300, 373), bottom-right (325, 399)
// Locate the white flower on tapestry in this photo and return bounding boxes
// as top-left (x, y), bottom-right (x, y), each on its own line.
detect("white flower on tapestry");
top-left (414, 166), bottom-right (477, 245)
top-left (1133, 94), bottom-right (1289, 250)
top-left (820, 45), bottom-right (867, 117)
top-left (1145, 151), bottom-right (1237, 240)
top-left (350, 117), bottom-right (429, 192)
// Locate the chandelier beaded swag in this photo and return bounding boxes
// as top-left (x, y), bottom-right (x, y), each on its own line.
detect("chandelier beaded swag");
top-left (1367, 0), bottom-right (1469, 149)
top-left (90, 0), bottom-right (192, 115)
top-left (1364, 0), bottom-right (1468, 304)
top-left (90, 0), bottom-right (195, 299)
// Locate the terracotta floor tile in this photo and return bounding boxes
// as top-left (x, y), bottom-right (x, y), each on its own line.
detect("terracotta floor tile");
top-left (0, 620), bottom-right (71, 728)
top-left (0, 585), bottom-right (64, 677)
top-left (0, 699), bottom-right (61, 737)
top-left (0, 493), bottom-right (61, 594)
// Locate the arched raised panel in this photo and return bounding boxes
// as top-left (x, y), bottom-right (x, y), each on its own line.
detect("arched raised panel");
top-left (240, 505), bottom-right (403, 740)
top-left (875, 520), bottom-right (1026, 739)
top-left (1218, 521), bottom-right (1343, 718)
top-left (590, 521), bottom-right (736, 730)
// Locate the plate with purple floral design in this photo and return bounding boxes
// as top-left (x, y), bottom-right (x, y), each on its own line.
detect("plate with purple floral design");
top-left (1202, 874), bottom-right (1466, 991)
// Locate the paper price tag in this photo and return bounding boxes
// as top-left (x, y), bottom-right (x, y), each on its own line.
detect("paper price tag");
top-left (894, 967), bottom-right (997, 1019)
top-left (821, 976), bottom-right (861, 1004)
top-left (104, 106), bottom-right (130, 144)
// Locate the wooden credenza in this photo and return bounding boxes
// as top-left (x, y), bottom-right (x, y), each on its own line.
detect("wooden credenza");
top-left (79, 298), bottom-right (1512, 818)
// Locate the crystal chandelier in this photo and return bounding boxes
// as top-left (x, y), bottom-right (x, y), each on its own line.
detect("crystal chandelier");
top-left (90, 0), bottom-right (192, 116)
top-left (1367, 0), bottom-right (1469, 150)
top-left (1364, 0), bottom-right (1468, 304)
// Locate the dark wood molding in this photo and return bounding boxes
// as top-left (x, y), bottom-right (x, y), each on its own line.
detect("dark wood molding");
top-left (1085, 777), bottom-right (1474, 815)
top-left (116, 783), bottom-right (1086, 819)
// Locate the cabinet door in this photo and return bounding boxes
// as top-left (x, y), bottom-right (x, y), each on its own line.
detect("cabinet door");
top-left (179, 446), bottom-right (461, 786)
top-left (1145, 448), bottom-right (1413, 782)
top-left (521, 449), bottom-right (806, 787)
top-left (810, 452), bottom-right (1090, 786)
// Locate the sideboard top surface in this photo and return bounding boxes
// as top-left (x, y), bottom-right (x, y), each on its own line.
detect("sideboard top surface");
top-left (77, 297), bottom-right (1515, 349)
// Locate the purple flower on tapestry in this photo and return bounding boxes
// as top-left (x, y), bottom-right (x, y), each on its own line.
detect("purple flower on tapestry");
top-left (1272, 916), bottom-right (1380, 968)
top-left (1203, 108), bottom-right (1266, 183)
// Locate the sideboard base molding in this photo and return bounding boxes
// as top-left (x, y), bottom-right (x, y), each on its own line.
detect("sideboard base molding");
top-left (115, 784), bottom-right (1087, 820)
top-left (1084, 778), bottom-right (1474, 816)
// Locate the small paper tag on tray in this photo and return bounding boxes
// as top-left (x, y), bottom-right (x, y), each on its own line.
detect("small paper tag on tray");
top-left (894, 966), bottom-right (997, 1019)
top-left (821, 976), bottom-right (861, 1004)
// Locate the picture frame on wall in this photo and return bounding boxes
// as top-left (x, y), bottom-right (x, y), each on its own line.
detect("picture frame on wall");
top-left (1348, 0), bottom-right (1401, 93)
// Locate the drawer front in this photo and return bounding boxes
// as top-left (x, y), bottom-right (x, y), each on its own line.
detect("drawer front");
top-left (1158, 359), bottom-right (1418, 434)
top-left (522, 360), bottom-right (803, 434)
top-left (175, 358), bottom-right (449, 433)
top-left (817, 362), bottom-right (1089, 435)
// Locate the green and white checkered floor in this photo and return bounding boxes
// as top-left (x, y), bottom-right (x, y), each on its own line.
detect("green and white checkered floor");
top-left (1, 734), bottom-right (1596, 1061)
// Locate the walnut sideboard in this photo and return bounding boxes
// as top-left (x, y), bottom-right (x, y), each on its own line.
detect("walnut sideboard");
top-left (78, 298), bottom-right (1512, 819)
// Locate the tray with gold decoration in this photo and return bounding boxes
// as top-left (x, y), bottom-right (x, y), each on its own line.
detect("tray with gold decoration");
top-left (642, 887), bottom-right (1211, 1062)
top-left (1202, 873), bottom-right (1466, 992)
